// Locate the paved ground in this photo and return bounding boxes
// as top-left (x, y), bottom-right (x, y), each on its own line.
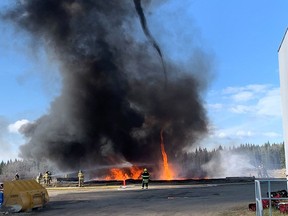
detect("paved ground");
top-left (25, 183), bottom-right (256, 216)
top-left (3, 180), bottom-right (288, 216)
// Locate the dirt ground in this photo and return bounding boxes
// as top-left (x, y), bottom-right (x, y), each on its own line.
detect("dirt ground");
top-left (4, 179), bottom-right (286, 216)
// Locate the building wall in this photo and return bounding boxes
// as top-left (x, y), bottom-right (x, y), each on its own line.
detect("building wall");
top-left (279, 29), bottom-right (288, 176)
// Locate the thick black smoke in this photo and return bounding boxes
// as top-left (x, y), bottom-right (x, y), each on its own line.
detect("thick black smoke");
top-left (133, 0), bottom-right (167, 85)
top-left (4, 0), bottom-right (212, 175)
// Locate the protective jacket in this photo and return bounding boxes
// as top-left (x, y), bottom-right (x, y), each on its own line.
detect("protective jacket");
top-left (141, 171), bottom-right (150, 183)
top-left (78, 171), bottom-right (84, 180)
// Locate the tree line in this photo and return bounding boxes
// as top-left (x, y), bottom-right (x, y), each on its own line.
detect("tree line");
top-left (185, 142), bottom-right (285, 169)
top-left (179, 142), bottom-right (285, 178)
top-left (0, 142), bottom-right (285, 180)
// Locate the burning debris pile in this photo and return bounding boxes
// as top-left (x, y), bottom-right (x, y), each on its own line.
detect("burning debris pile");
top-left (3, 0), bottom-right (213, 179)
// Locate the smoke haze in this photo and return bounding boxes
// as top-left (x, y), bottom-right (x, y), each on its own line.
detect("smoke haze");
top-left (202, 151), bottom-right (256, 178)
top-left (3, 0), bottom-right (213, 176)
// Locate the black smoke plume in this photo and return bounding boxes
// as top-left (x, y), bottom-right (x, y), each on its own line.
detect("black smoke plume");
top-left (3, 0), bottom-right (212, 176)
top-left (133, 0), bottom-right (167, 85)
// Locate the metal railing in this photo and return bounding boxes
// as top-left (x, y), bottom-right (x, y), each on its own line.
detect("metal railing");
top-left (255, 179), bottom-right (288, 216)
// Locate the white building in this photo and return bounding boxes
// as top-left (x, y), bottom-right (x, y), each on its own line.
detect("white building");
top-left (278, 28), bottom-right (288, 178)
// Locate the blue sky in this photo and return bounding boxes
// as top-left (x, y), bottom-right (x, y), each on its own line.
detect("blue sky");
top-left (0, 0), bottom-right (287, 161)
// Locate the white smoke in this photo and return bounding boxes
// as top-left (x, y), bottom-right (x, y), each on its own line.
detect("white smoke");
top-left (8, 119), bottom-right (30, 134)
top-left (202, 150), bottom-right (255, 178)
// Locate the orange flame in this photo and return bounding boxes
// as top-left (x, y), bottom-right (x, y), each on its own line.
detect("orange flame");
top-left (104, 168), bottom-right (128, 180)
top-left (104, 166), bottom-right (142, 180)
top-left (160, 129), bottom-right (174, 180)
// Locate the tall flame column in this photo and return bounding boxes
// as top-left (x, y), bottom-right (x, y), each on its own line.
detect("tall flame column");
top-left (278, 29), bottom-right (288, 183)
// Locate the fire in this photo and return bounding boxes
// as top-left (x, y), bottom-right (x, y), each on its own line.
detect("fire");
top-left (129, 166), bottom-right (143, 179)
top-left (104, 168), bottom-right (128, 180)
top-left (104, 166), bottom-right (142, 180)
top-left (104, 129), bottom-right (175, 181)
top-left (160, 129), bottom-right (174, 180)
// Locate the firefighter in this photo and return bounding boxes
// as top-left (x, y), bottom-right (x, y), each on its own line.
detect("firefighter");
top-left (14, 172), bottom-right (19, 180)
top-left (44, 171), bottom-right (48, 185)
top-left (141, 168), bottom-right (150, 189)
top-left (78, 170), bottom-right (84, 187)
top-left (44, 171), bottom-right (51, 186)
top-left (36, 172), bottom-right (43, 183)
top-left (47, 171), bottom-right (52, 184)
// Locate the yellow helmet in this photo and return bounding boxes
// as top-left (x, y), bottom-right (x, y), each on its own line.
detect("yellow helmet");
top-left (144, 168), bottom-right (147, 172)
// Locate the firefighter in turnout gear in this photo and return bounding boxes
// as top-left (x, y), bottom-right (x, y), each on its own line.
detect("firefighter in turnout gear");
top-left (44, 172), bottom-right (48, 185)
top-left (78, 170), bottom-right (84, 187)
top-left (141, 168), bottom-right (150, 189)
top-left (14, 172), bottom-right (19, 180)
top-left (36, 172), bottom-right (43, 183)
top-left (44, 171), bottom-right (52, 186)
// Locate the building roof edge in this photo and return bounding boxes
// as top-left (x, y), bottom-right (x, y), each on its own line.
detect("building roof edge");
top-left (278, 28), bottom-right (288, 52)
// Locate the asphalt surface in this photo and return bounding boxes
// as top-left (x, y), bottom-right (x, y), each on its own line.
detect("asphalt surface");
top-left (26, 183), bottom-right (255, 216)
top-left (4, 179), bottom-right (288, 216)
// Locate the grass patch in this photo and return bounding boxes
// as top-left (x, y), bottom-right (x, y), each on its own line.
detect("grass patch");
top-left (217, 205), bottom-right (287, 216)
top-left (217, 205), bottom-right (255, 216)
